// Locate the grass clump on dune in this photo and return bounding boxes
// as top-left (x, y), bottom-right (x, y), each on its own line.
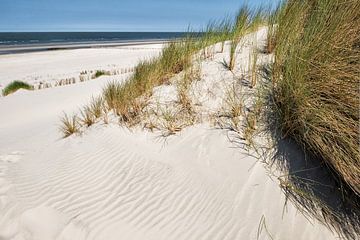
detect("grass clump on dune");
top-left (2, 80), bottom-right (33, 96)
top-left (80, 106), bottom-right (96, 127)
top-left (264, 4), bottom-right (281, 54)
top-left (88, 96), bottom-right (104, 119)
top-left (272, 0), bottom-right (360, 195)
top-left (60, 6), bottom-right (268, 136)
top-left (93, 70), bottom-right (107, 79)
top-left (249, 48), bottom-right (259, 88)
top-left (225, 6), bottom-right (265, 71)
top-left (102, 39), bottom-right (197, 124)
top-left (227, 7), bottom-right (251, 71)
top-left (59, 113), bottom-right (80, 138)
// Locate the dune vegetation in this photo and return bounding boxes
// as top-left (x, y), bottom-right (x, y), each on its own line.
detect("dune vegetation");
top-left (59, 113), bottom-right (80, 138)
top-left (261, 1), bottom-right (360, 238)
top-left (93, 70), bottom-right (107, 79)
top-left (2, 80), bottom-right (33, 96)
top-left (60, 5), bottom-right (267, 130)
top-left (271, 0), bottom-right (360, 196)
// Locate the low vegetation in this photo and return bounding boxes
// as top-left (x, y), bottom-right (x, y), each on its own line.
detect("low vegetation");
top-left (93, 70), bottom-right (107, 78)
top-left (89, 96), bottom-right (104, 119)
top-left (263, 1), bottom-right (360, 238)
top-left (59, 113), bottom-right (80, 138)
top-left (249, 48), bottom-right (259, 88)
top-left (58, 5), bottom-right (266, 138)
top-left (2, 81), bottom-right (33, 96)
top-left (226, 7), bottom-right (251, 71)
top-left (224, 6), bottom-right (266, 72)
top-left (80, 106), bottom-right (96, 127)
top-left (222, 83), bottom-right (243, 132)
top-left (264, 6), bottom-right (279, 54)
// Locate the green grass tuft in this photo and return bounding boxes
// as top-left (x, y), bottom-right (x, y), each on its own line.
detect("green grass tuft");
top-left (2, 81), bottom-right (33, 96)
top-left (94, 70), bottom-right (107, 78)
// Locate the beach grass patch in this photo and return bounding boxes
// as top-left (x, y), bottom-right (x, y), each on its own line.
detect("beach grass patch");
top-left (272, 0), bottom-right (360, 195)
top-left (2, 81), bottom-right (33, 96)
top-left (93, 70), bottom-right (107, 79)
top-left (59, 113), bottom-right (80, 138)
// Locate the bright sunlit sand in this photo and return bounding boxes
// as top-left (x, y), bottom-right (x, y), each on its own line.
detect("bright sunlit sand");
top-left (0, 1), bottom-right (359, 240)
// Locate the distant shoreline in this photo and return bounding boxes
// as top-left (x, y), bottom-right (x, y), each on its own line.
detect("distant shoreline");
top-left (0, 39), bottom-right (171, 55)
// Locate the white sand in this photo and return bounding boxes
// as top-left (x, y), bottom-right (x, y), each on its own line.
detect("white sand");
top-left (0, 32), bottom-right (338, 240)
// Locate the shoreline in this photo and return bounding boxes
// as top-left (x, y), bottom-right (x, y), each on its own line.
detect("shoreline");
top-left (0, 39), bottom-right (171, 55)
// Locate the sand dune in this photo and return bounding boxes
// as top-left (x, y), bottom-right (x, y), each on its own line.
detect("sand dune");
top-left (1, 125), bottom-right (335, 240)
top-left (0, 31), bottom-right (338, 239)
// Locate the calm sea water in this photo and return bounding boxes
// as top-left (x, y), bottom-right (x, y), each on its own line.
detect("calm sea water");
top-left (0, 32), bottom-right (187, 46)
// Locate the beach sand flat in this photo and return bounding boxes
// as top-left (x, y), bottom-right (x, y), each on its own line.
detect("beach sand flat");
top-left (0, 43), bottom-right (164, 90)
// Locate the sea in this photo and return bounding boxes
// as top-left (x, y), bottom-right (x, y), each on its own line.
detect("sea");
top-left (0, 32), bottom-right (187, 46)
top-left (0, 32), bottom-right (187, 54)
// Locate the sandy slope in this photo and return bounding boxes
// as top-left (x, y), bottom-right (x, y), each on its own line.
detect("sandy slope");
top-left (0, 30), bottom-right (337, 240)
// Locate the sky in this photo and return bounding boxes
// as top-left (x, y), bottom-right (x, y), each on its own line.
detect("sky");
top-left (0, 0), bottom-right (280, 32)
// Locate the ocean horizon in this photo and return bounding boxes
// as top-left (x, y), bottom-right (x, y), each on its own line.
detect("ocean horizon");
top-left (0, 32), bottom-right (188, 46)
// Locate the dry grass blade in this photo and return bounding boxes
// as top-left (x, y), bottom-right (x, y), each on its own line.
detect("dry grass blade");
top-left (59, 113), bottom-right (80, 138)
top-left (80, 106), bottom-right (96, 127)
top-left (89, 96), bottom-right (104, 118)
top-left (257, 215), bottom-right (274, 240)
top-left (228, 40), bottom-right (238, 71)
top-left (250, 48), bottom-right (259, 87)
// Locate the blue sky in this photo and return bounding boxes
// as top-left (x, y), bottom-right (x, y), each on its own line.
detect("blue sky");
top-left (0, 0), bottom-right (280, 32)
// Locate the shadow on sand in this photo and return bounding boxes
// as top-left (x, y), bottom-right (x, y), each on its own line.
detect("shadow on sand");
top-left (222, 63), bottom-right (359, 239)
top-left (269, 135), bottom-right (360, 239)
top-left (260, 70), bottom-right (360, 239)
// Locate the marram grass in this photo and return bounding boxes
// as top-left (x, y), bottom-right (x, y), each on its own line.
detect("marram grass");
top-left (272, 0), bottom-right (360, 195)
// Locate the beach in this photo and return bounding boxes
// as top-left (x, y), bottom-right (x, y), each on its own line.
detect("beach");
top-left (0, 42), bottom-right (164, 91)
top-left (0, 28), bottom-right (340, 240)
